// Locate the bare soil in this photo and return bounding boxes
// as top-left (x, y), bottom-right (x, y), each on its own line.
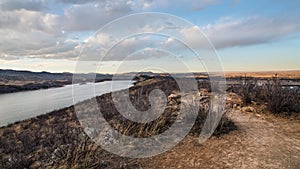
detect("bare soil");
top-left (141, 110), bottom-right (300, 168)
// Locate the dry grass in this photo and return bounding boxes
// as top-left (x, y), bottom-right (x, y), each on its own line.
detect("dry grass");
top-left (0, 78), bottom-right (236, 168)
top-left (225, 70), bottom-right (300, 79)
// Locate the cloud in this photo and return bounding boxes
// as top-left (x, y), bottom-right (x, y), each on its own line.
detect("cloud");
top-left (78, 33), bottom-right (186, 61)
top-left (0, 28), bottom-right (80, 59)
top-left (63, 1), bottom-right (132, 31)
top-left (0, 0), bottom-right (48, 11)
top-left (0, 0), bottom-right (140, 60)
top-left (55, 0), bottom-right (104, 4)
top-left (0, 0), bottom-right (224, 61)
top-left (0, 8), bottom-right (80, 60)
top-left (56, 0), bottom-right (155, 9)
top-left (130, 0), bottom-right (221, 11)
top-left (201, 16), bottom-right (300, 48)
top-left (1, 0), bottom-right (300, 62)
top-left (163, 16), bottom-right (300, 50)
top-left (179, 26), bottom-right (208, 48)
top-left (0, 9), bottom-right (62, 34)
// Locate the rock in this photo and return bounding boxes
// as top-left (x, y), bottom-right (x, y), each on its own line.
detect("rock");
top-left (30, 161), bottom-right (41, 169)
top-left (168, 93), bottom-right (180, 100)
top-left (227, 93), bottom-right (243, 104)
top-left (242, 106), bottom-right (255, 113)
top-left (251, 101), bottom-right (257, 105)
top-left (51, 144), bottom-right (71, 162)
top-left (168, 100), bottom-right (176, 105)
top-left (16, 140), bottom-right (23, 148)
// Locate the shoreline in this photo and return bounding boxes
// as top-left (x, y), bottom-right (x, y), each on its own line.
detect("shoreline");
top-left (0, 80), bottom-right (134, 127)
top-left (0, 79), bottom-right (113, 95)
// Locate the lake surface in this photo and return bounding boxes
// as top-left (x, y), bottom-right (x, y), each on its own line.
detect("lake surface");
top-left (0, 81), bottom-right (133, 127)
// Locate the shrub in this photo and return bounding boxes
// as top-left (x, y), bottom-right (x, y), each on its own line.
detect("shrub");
top-left (262, 76), bottom-right (300, 114)
top-left (233, 74), bottom-right (300, 114)
top-left (230, 75), bottom-right (257, 105)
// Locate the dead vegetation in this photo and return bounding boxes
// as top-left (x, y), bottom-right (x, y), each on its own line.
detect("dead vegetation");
top-left (230, 74), bottom-right (300, 115)
top-left (0, 78), bottom-right (235, 168)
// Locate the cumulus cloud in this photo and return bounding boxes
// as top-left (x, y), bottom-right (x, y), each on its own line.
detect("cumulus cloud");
top-left (0, 9), bottom-right (62, 34)
top-left (63, 1), bottom-right (132, 31)
top-left (76, 32), bottom-right (197, 62)
top-left (0, 27), bottom-right (79, 59)
top-left (0, 7), bottom-right (80, 60)
top-left (1, 0), bottom-right (300, 62)
top-left (0, 0), bottom-right (226, 61)
top-left (0, 9), bottom-right (60, 49)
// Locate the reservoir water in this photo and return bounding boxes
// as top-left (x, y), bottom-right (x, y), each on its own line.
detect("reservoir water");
top-left (0, 81), bottom-right (133, 127)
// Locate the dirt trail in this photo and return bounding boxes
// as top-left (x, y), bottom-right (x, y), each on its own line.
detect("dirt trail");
top-left (141, 110), bottom-right (300, 168)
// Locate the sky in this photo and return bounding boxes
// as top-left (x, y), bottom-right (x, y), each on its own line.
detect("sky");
top-left (0, 0), bottom-right (299, 73)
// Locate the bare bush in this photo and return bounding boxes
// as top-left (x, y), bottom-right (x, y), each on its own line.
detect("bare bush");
top-left (262, 75), bottom-right (300, 114)
top-left (232, 74), bottom-right (300, 114)
top-left (231, 75), bottom-right (257, 105)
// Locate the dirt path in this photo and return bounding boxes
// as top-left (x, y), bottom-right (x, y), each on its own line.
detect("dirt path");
top-left (141, 110), bottom-right (300, 168)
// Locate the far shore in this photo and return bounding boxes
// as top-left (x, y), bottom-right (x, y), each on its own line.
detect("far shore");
top-left (1, 69), bottom-right (300, 95)
top-left (0, 79), bottom-right (113, 95)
